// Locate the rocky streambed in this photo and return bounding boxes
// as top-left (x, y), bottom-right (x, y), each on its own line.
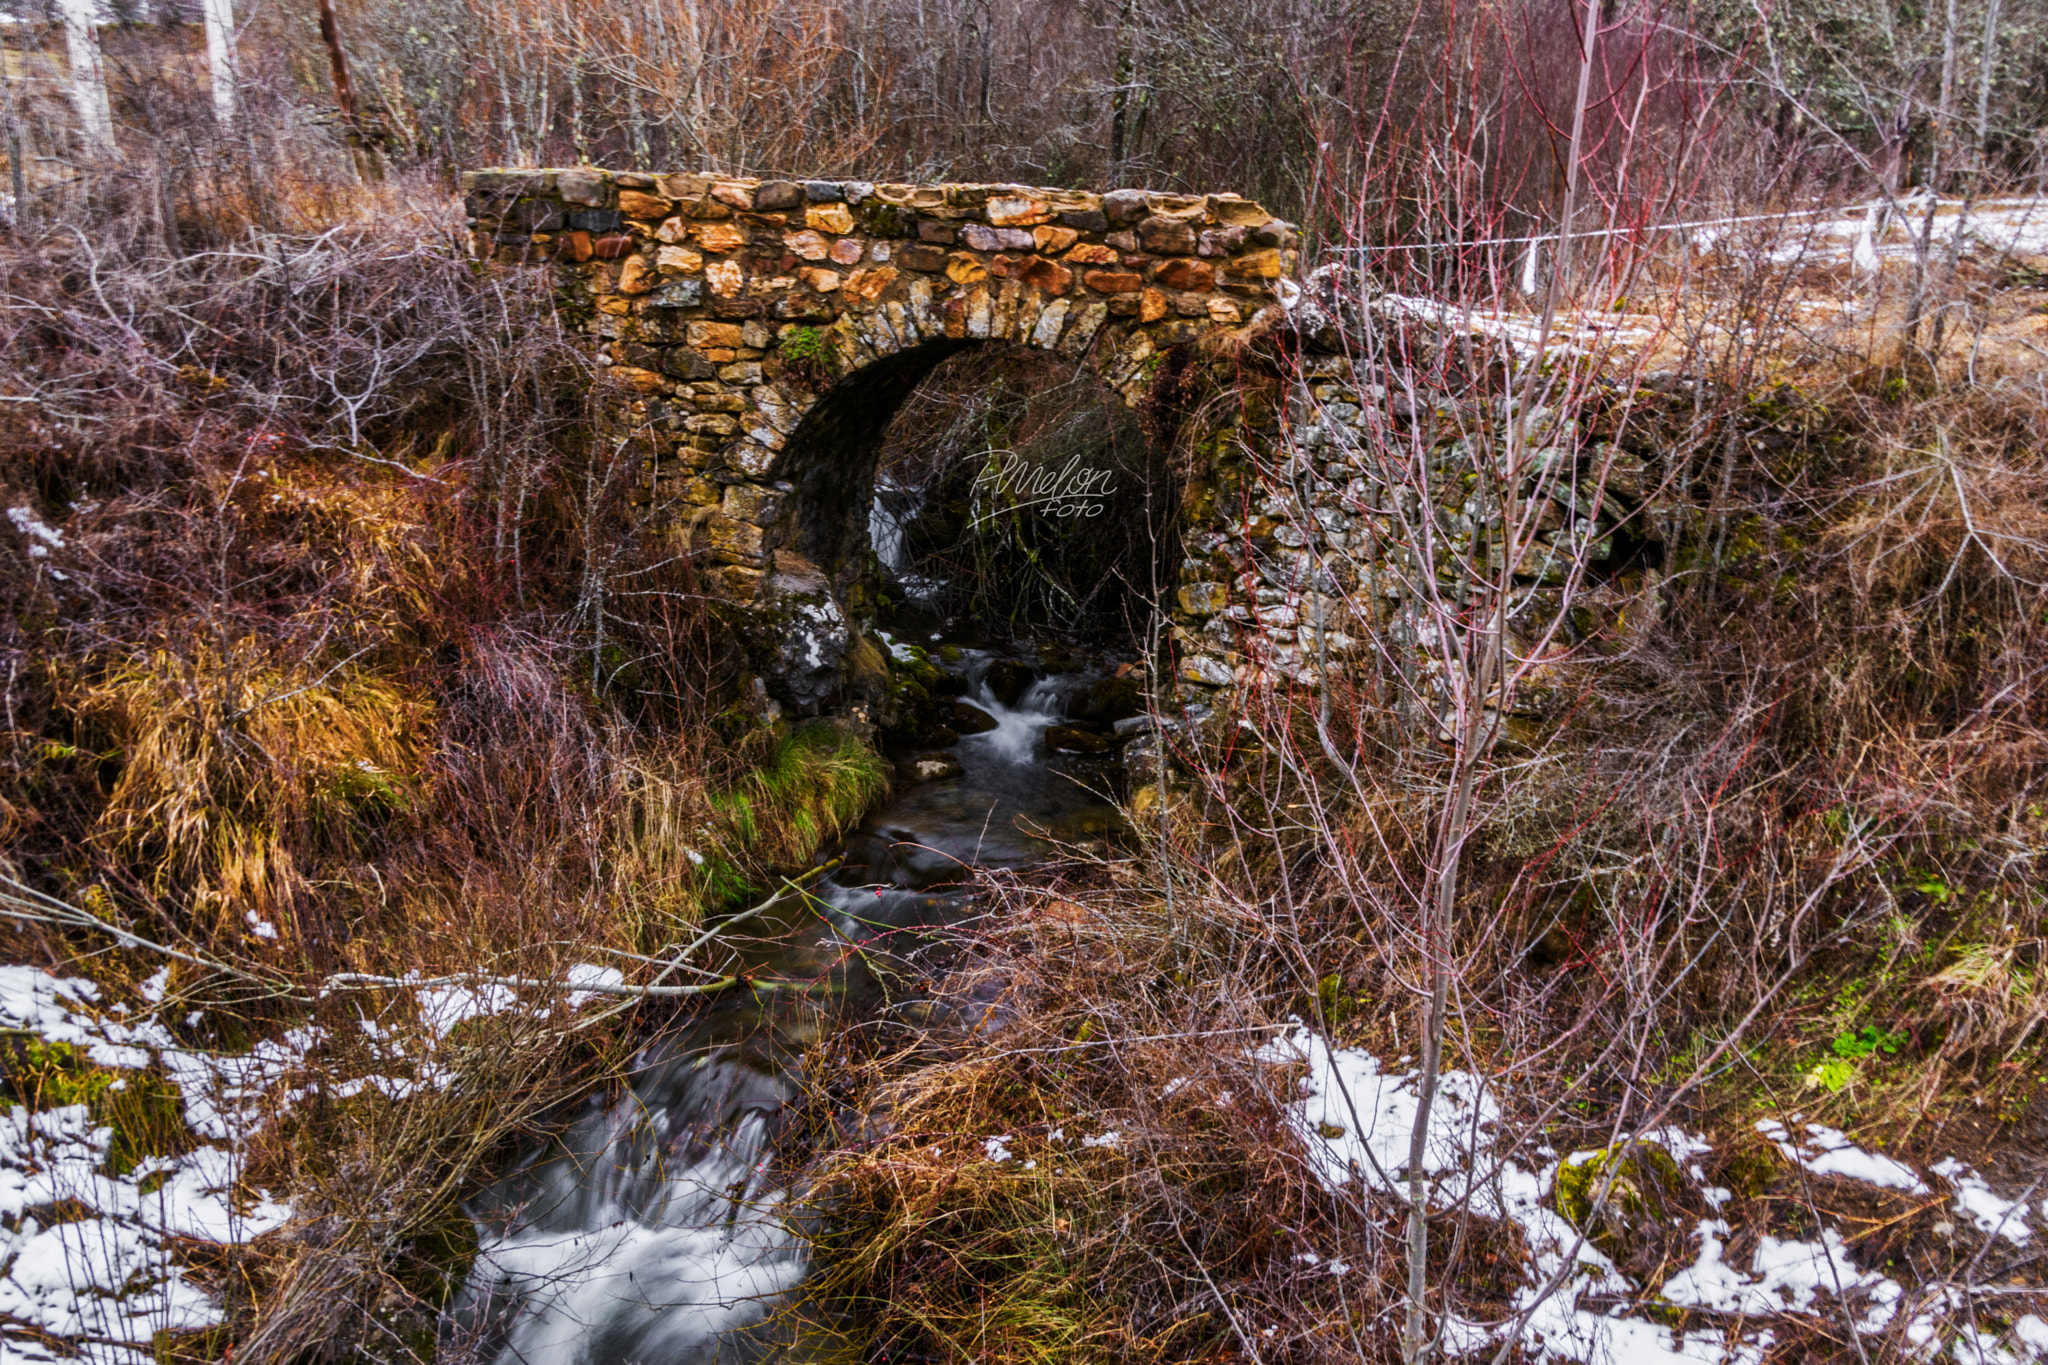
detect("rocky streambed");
top-left (448, 640), bottom-right (1160, 1363)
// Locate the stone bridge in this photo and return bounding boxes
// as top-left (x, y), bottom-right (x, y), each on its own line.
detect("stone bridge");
top-left (460, 168), bottom-right (1641, 714)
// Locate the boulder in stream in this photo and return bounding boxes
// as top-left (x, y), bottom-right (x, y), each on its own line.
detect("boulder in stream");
top-left (1046, 723), bottom-right (1113, 754)
top-left (1072, 673), bottom-right (1144, 723)
top-left (950, 700), bottom-right (999, 734)
top-left (904, 752), bottom-right (965, 782)
top-left (983, 659), bottom-right (1036, 707)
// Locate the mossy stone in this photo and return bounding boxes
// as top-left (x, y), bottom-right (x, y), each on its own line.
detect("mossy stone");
top-left (1553, 1140), bottom-right (1684, 1258)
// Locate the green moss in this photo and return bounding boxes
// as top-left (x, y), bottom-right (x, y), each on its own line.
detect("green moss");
top-left (1553, 1140), bottom-right (1684, 1258)
top-left (4, 1039), bottom-right (189, 1176)
top-left (779, 324), bottom-right (834, 387)
top-left (1313, 972), bottom-right (1365, 1029)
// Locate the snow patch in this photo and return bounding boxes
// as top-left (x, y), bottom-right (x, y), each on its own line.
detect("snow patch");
top-left (0, 976), bottom-right (292, 1364)
top-left (1255, 1026), bottom-right (2037, 1365)
top-left (1931, 1159), bottom-right (2035, 1245)
top-left (562, 963), bottom-right (626, 1010)
top-left (0, 959), bottom-right (628, 1362)
top-left (1756, 1119), bottom-right (1929, 1192)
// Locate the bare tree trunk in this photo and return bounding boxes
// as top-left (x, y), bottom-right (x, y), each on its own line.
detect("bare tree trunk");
top-left (317, 0), bottom-right (380, 179)
top-left (57, 0), bottom-right (114, 151)
top-left (1110, 0), bottom-right (1136, 168)
top-left (569, 55), bottom-right (589, 165)
top-left (1400, 2), bottom-right (1600, 1361)
top-left (1975, 0), bottom-right (2003, 175)
top-left (1905, 0), bottom-right (1960, 353)
top-left (319, 0), bottom-right (360, 135)
top-left (681, 0), bottom-right (709, 164)
top-left (202, 0), bottom-right (238, 128)
top-left (3, 48), bottom-right (29, 230)
top-left (6, 121), bottom-right (27, 231)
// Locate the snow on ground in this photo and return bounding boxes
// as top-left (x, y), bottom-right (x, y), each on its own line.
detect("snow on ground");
top-left (1257, 1024), bottom-right (2047, 1365)
top-left (1932, 1158), bottom-right (2037, 1245)
top-left (0, 968), bottom-right (291, 1362)
top-left (0, 961), bottom-right (621, 1362)
top-left (1285, 196), bottom-right (2048, 368)
top-left (1756, 1118), bottom-right (1929, 1192)
top-left (1751, 196), bottom-right (2048, 269)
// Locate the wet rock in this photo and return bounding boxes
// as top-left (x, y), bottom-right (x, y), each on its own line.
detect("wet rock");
top-left (771, 594), bottom-right (853, 711)
top-left (1036, 641), bottom-right (1083, 673)
top-left (1046, 723), bottom-right (1113, 755)
top-left (983, 659), bottom-right (1036, 707)
top-left (1072, 674), bottom-right (1143, 723)
top-left (950, 700), bottom-right (999, 734)
top-left (903, 752), bottom-right (964, 782)
top-left (922, 724), bottom-right (961, 747)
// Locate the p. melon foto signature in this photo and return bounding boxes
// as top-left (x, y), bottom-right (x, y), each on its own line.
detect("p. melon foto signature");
top-left (967, 451), bottom-right (1118, 524)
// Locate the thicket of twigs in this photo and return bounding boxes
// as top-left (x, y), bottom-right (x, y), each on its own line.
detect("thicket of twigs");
top-left (2, 0), bottom-right (2046, 1357)
top-left (791, 14), bottom-right (2048, 1363)
top-left (801, 254), bottom-right (2048, 1364)
top-left (0, 154), bottom-right (900, 1356)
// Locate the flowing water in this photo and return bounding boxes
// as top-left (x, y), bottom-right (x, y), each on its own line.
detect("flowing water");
top-left (450, 651), bottom-right (1125, 1364)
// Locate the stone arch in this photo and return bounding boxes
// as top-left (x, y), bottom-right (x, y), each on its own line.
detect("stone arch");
top-left (462, 168), bottom-right (1654, 715)
top-left (461, 168), bottom-right (1360, 708)
top-left (462, 170), bottom-right (1296, 591)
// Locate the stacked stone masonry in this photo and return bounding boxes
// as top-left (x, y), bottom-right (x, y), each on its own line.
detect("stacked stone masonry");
top-left (466, 171), bottom-right (1290, 547)
top-left (464, 168), bottom-right (1630, 706)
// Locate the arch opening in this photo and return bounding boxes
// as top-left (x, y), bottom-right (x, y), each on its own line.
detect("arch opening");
top-left (771, 342), bottom-right (1184, 660)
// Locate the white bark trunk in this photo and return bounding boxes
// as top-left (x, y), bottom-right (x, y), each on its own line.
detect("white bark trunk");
top-left (202, 0), bottom-right (238, 128)
top-left (58, 0), bottom-right (113, 150)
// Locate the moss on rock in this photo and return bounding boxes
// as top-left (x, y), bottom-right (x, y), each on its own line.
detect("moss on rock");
top-left (1553, 1140), bottom-right (1685, 1259)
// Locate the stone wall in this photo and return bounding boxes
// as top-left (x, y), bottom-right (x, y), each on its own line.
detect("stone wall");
top-left (461, 168), bottom-right (1636, 712)
top-left (461, 167), bottom-right (1312, 703)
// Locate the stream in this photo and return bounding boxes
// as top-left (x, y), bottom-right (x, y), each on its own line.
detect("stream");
top-left (449, 649), bottom-right (1130, 1364)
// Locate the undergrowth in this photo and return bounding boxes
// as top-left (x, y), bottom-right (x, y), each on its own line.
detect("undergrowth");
top-left (0, 163), bottom-right (894, 1362)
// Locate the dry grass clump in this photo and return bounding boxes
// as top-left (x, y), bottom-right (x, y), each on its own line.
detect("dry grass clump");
top-left (71, 640), bottom-right (433, 946)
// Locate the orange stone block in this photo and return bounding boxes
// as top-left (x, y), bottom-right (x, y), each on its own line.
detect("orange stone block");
top-left (844, 266), bottom-right (899, 304)
top-left (618, 190), bottom-right (673, 220)
top-left (1084, 270), bottom-right (1144, 293)
top-left (1033, 225), bottom-right (1081, 254)
top-left (696, 222), bottom-right (750, 253)
top-left (1153, 258), bottom-right (1215, 291)
top-left (1017, 256), bottom-right (1072, 295)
